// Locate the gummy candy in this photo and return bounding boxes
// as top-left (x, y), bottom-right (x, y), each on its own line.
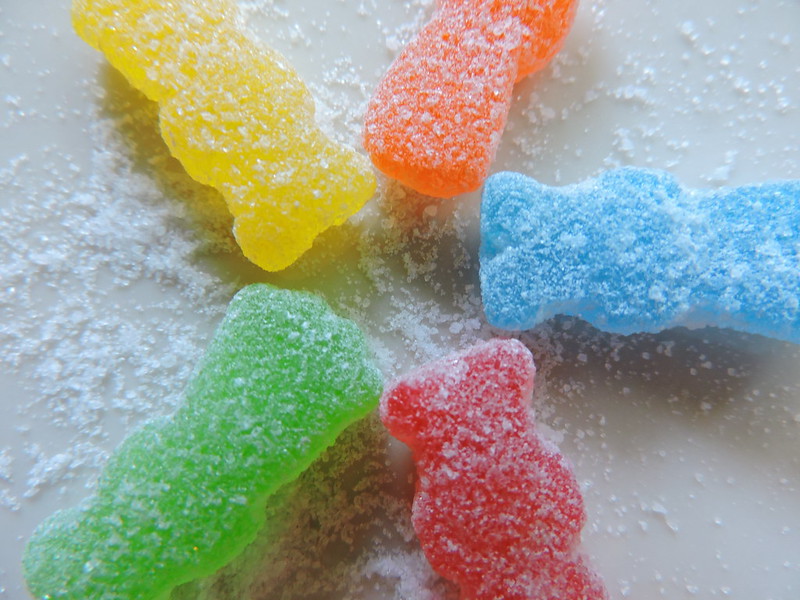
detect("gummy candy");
top-left (363, 0), bottom-right (578, 198)
top-left (23, 283), bottom-right (383, 600)
top-left (72, 0), bottom-right (376, 271)
top-left (380, 339), bottom-right (606, 600)
top-left (480, 168), bottom-right (800, 343)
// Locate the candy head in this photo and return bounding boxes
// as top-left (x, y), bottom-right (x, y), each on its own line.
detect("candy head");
top-left (380, 339), bottom-right (536, 452)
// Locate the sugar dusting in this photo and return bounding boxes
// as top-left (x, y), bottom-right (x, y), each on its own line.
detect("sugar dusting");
top-left (0, 70), bottom-right (235, 499)
top-left (1, 0), bottom-right (799, 598)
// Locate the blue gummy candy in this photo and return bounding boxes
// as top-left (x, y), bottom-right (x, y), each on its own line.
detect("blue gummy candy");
top-left (479, 168), bottom-right (800, 343)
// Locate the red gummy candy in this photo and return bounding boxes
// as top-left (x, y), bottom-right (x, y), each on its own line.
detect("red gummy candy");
top-left (380, 339), bottom-right (607, 600)
top-left (364, 0), bottom-right (579, 198)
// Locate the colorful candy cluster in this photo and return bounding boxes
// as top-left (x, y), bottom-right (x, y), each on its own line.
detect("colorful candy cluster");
top-left (23, 0), bottom-right (800, 599)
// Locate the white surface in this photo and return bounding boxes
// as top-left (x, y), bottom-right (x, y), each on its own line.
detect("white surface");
top-left (1, 0), bottom-right (799, 598)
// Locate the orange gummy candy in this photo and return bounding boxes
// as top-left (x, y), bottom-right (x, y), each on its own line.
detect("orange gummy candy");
top-left (363, 0), bottom-right (578, 198)
top-left (73, 0), bottom-right (376, 271)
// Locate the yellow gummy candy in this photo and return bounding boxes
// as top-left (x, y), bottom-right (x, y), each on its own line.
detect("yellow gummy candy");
top-left (73, 0), bottom-right (376, 271)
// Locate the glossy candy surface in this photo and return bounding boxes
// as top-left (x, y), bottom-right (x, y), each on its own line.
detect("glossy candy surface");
top-left (480, 168), bottom-right (800, 343)
top-left (363, 0), bottom-right (578, 198)
top-left (380, 339), bottom-right (606, 599)
top-left (23, 284), bottom-right (383, 600)
top-left (72, 0), bottom-right (376, 271)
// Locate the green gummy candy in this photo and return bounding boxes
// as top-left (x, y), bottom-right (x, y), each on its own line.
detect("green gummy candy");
top-left (23, 283), bottom-right (383, 600)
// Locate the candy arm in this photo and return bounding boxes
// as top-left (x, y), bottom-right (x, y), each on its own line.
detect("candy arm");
top-left (23, 284), bottom-right (383, 600)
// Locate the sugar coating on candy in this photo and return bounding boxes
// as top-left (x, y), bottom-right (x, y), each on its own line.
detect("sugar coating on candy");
top-left (22, 283), bottom-right (383, 600)
top-left (380, 339), bottom-right (606, 600)
top-left (480, 168), bottom-right (800, 343)
top-left (71, 0), bottom-right (376, 271)
top-left (363, 0), bottom-right (578, 198)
